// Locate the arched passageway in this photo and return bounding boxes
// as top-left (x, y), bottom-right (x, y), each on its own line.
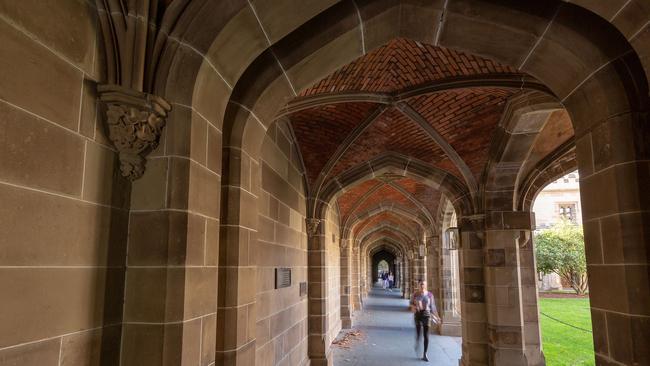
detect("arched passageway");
top-left (1, 2), bottom-right (649, 366)
top-left (372, 250), bottom-right (396, 285)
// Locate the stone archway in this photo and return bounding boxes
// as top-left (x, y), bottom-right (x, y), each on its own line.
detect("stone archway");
top-left (92, 1), bottom-right (650, 365)
top-left (372, 250), bottom-right (396, 285)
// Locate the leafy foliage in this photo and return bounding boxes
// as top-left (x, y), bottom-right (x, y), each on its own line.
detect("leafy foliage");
top-left (535, 219), bottom-right (588, 295)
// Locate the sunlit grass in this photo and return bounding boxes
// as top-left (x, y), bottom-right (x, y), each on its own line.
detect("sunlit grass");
top-left (540, 298), bottom-right (595, 366)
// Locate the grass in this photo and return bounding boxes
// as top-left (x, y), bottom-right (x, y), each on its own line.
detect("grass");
top-left (539, 298), bottom-right (595, 366)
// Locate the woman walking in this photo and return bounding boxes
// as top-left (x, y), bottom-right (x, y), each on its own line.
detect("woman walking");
top-left (410, 281), bottom-right (441, 362)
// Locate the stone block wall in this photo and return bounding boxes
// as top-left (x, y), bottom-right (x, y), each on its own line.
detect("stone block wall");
top-left (0, 1), bottom-right (127, 364)
top-left (123, 80), bottom-right (221, 365)
top-left (324, 205), bottom-right (342, 347)
top-left (256, 121), bottom-right (309, 365)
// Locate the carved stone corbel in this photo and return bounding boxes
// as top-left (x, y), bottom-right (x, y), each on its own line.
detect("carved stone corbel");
top-left (305, 218), bottom-right (322, 237)
top-left (98, 84), bottom-right (171, 181)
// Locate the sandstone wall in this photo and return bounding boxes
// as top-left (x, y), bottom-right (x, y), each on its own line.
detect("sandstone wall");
top-left (0, 1), bottom-right (127, 364)
top-left (324, 204), bottom-right (342, 346)
top-left (256, 121), bottom-right (309, 366)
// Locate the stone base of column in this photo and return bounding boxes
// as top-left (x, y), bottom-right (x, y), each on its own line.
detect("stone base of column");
top-left (460, 354), bottom-right (487, 366)
top-left (342, 317), bottom-right (352, 329)
top-left (460, 342), bottom-right (490, 366)
top-left (215, 339), bottom-right (256, 366)
top-left (524, 348), bottom-right (545, 366)
top-left (309, 351), bottom-right (333, 366)
top-left (490, 347), bottom-right (529, 366)
top-left (440, 321), bottom-right (462, 337)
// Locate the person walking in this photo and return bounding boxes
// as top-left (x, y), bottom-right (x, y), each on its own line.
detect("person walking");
top-left (388, 273), bottom-right (395, 292)
top-left (382, 272), bottom-right (389, 290)
top-left (410, 281), bottom-right (440, 362)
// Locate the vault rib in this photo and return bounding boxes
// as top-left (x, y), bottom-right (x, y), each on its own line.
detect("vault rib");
top-left (395, 102), bottom-right (478, 195)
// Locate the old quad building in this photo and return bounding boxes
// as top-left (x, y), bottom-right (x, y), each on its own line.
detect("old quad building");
top-left (0, 1), bottom-right (649, 365)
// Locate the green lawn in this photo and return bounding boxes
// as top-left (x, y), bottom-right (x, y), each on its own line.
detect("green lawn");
top-left (539, 298), bottom-right (595, 366)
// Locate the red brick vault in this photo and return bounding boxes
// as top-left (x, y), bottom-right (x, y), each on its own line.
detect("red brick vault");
top-left (284, 38), bottom-right (559, 225)
top-left (279, 37), bottom-right (576, 366)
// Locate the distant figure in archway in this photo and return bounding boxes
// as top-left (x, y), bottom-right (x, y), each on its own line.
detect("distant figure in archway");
top-left (382, 272), bottom-right (389, 290)
top-left (388, 272), bottom-right (395, 292)
top-left (410, 281), bottom-right (441, 362)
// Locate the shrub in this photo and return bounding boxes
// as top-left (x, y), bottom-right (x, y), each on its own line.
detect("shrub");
top-left (535, 219), bottom-right (588, 295)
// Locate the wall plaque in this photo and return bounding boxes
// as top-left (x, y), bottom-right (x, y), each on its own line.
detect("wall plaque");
top-left (300, 282), bottom-right (308, 297)
top-left (275, 268), bottom-right (292, 289)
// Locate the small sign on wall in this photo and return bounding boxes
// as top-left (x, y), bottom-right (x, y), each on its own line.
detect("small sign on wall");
top-left (300, 282), bottom-right (308, 297)
top-left (275, 268), bottom-right (291, 289)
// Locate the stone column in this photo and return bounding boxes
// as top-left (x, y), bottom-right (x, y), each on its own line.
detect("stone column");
top-left (403, 257), bottom-right (411, 299)
top-left (439, 235), bottom-right (462, 337)
top-left (395, 257), bottom-right (402, 294)
top-left (458, 215), bottom-right (489, 366)
top-left (519, 226), bottom-right (544, 365)
top-left (359, 248), bottom-right (366, 298)
top-left (561, 57), bottom-right (650, 365)
top-left (366, 251), bottom-right (371, 296)
top-left (411, 247), bottom-right (427, 290)
top-left (104, 86), bottom-right (220, 366)
top-left (306, 219), bottom-right (331, 366)
top-left (395, 259), bottom-right (402, 294)
top-left (350, 246), bottom-right (361, 311)
top-left (483, 211), bottom-right (543, 366)
top-left (340, 241), bottom-right (352, 329)
top-left (216, 146), bottom-right (259, 365)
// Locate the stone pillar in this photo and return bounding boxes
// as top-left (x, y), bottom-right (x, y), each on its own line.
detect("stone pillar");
top-left (411, 247), bottom-right (427, 291)
top-left (366, 254), bottom-right (372, 295)
top-left (216, 146), bottom-right (259, 365)
top-left (439, 235), bottom-right (462, 337)
top-left (403, 257), bottom-right (411, 299)
top-left (414, 256), bottom-right (426, 285)
top-left (350, 246), bottom-right (361, 311)
top-left (574, 111), bottom-right (650, 366)
top-left (340, 242), bottom-right (352, 329)
top-left (483, 211), bottom-right (543, 366)
top-left (519, 226), bottom-right (544, 366)
top-left (395, 259), bottom-right (402, 294)
top-left (306, 219), bottom-right (331, 366)
top-left (458, 215), bottom-right (489, 366)
top-left (106, 86), bottom-right (220, 366)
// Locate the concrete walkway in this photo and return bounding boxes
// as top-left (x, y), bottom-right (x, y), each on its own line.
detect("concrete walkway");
top-left (333, 287), bottom-right (461, 366)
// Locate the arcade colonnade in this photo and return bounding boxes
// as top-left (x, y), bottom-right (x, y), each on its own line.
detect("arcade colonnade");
top-left (0, 1), bottom-right (649, 366)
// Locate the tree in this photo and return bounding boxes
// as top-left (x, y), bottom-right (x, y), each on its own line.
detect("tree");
top-left (535, 219), bottom-right (588, 295)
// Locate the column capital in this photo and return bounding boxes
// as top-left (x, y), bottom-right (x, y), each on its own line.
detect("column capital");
top-left (305, 218), bottom-right (322, 237)
top-left (98, 84), bottom-right (171, 180)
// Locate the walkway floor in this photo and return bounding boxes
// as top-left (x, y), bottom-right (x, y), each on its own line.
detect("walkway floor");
top-left (333, 287), bottom-right (462, 366)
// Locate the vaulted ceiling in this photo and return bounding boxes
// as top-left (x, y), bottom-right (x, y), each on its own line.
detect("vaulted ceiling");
top-left (279, 38), bottom-right (573, 252)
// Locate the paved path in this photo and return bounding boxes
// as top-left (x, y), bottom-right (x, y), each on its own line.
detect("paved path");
top-left (333, 288), bottom-right (461, 366)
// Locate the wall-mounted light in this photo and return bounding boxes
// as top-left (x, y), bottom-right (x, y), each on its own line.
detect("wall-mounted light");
top-left (444, 227), bottom-right (459, 250)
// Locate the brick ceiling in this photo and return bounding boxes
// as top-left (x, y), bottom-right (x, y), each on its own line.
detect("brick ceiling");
top-left (301, 38), bottom-right (517, 96)
top-left (285, 38), bottom-right (535, 245)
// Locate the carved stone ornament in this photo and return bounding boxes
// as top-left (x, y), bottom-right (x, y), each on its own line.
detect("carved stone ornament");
top-left (305, 218), bottom-right (322, 237)
top-left (98, 84), bottom-right (172, 181)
